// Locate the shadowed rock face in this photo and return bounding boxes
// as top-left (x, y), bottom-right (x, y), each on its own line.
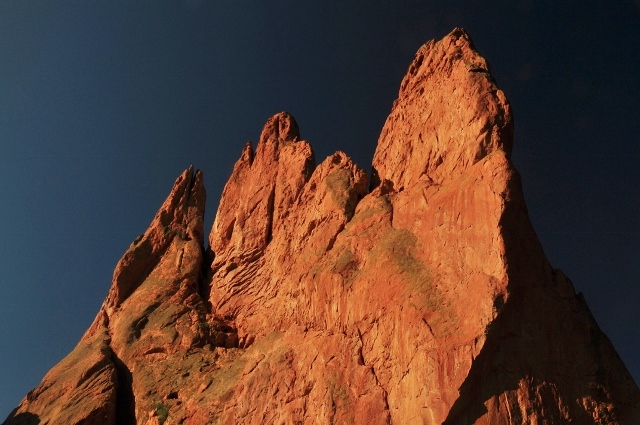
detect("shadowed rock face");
top-left (4, 28), bottom-right (639, 425)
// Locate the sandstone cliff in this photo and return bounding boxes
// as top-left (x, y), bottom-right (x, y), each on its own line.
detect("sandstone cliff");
top-left (4, 28), bottom-right (639, 425)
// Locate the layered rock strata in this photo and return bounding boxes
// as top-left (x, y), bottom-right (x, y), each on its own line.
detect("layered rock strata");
top-left (4, 28), bottom-right (639, 425)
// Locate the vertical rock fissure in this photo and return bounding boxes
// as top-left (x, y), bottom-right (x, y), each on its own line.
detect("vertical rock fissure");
top-left (265, 185), bottom-right (276, 245)
top-left (103, 310), bottom-right (136, 425)
top-left (370, 363), bottom-right (391, 424)
top-left (111, 349), bottom-right (136, 425)
top-left (356, 330), bottom-right (391, 423)
top-left (441, 293), bottom-right (519, 425)
top-left (199, 247), bottom-right (214, 314)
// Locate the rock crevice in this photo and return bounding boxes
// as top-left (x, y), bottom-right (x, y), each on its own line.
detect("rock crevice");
top-left (111, 350), bottom-right (136, 425)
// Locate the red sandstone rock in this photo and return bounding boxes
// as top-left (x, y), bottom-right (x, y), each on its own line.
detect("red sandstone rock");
top-left (371, 28), bottom-right (513, 192)
top-left (4, 28), bottom-right (639, 425)
top-left (3, 327), bottom-right (117, 425)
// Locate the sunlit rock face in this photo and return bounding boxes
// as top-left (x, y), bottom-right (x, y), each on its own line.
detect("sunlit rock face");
top-left (5, 28), bottom-right (639, 425)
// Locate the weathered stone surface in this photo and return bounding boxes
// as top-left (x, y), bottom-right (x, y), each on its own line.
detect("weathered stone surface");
top-left (371, 27), bottom-right (513, 192)
top-left (208, 111), bottom-right (314, 260)
top-left (5, 28), bottom-right (639, 425)
top-left (3, 327), bottom-right (117, 425)
top-left (4, 166), bottom-right (214, 425)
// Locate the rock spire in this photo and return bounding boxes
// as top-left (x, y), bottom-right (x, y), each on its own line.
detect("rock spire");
top-left (4, 28), bottom-right (639, 425)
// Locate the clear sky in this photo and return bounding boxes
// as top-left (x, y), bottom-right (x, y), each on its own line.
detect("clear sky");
top-left (1, 0), bottom-right (639, 417)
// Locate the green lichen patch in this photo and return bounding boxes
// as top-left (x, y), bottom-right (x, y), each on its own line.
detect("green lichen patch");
top-left (324, 167), bottom-right (362, 216)
top-left (377, 229), bottom-right (432, 289)
top-left (246, 331), bottom-right (283, 353)
top-left (325, 372), bottom-right (355, 424)
top-left (347, 195), bottom-right (392, 227)
top-left (153, 401), bottom-right (169, 424)
top-left (325, 168), bottom-right (352, 208)
top-left (367, 228), bottom-right (460, 336)
top-left (206, 351), bottom-right (247, 399)
top-left (332, 249), bottom-right (360, 287)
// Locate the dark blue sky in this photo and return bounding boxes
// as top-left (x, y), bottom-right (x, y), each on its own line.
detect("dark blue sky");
top-left (1, 1), bottom-right (639, 416)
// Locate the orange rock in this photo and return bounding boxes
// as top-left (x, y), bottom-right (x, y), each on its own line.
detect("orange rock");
top-left (3, 328), bottom-right (117, 425)
top-left (372, 27), bottom-right (513, 192)
top-left (4, 28), bottom-right (639, 425)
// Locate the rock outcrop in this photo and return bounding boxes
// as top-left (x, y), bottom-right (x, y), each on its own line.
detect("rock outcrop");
top-left (4, 28), bottom-right (639, 425)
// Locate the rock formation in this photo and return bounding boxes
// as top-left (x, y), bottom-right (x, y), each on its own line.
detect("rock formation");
top-left (4, 28), bottom-right (639, 425)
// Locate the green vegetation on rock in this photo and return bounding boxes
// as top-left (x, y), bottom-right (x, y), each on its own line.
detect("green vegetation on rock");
top-left (154, 401), bottom-right (169, 424)
top-left (376, 228), bottom-right (433, 293)
top-left (325, 167), bottom-right (362, 216)
top-left (332, 249), bottom-right (359, 286)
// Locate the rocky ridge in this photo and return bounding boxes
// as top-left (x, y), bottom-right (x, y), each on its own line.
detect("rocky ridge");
top-left (4, 28), bottom-right (639, 425)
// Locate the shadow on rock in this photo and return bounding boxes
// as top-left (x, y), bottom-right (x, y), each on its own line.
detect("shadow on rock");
top-left (113, 354), bottom-right (136, 425)
top-left (2, 411), bottom-right (40, 425)
top-left (441, 172), bottom-right (631, 424)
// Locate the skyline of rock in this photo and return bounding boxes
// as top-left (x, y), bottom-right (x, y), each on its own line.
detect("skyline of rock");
top-left (4, 28), bottom-right (639, 425)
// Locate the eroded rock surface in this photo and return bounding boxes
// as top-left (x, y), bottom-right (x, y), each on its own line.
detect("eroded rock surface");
top-left (371, 28), bottom-right (513, 191)
top-left (5, 28), bottom-right (639, 425)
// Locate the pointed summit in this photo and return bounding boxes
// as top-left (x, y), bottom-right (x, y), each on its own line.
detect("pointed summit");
top-left (372, 27), bottom-right (513, 192)
top-left (208, 111), bottom-right (315, 260)
top-left (92, 166), bottom-right (206, 323)
top-left (258, 111), bottom-right (300, 145)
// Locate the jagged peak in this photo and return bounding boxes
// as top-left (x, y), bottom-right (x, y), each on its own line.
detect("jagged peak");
top-left (258, 111), bottom-right (300, 145)
top-left (105, 166), bottom-right (205, 314)
top-left (81, 166), bottom-right (206, 342)
top-left (239, 141), bottom-right (254, 166)
top-left (253, 111), bottom-right (302, 165)
top-left (399, 27), bottom-right (487, 98)
top-left (372, 29), bottom-right (513, 192)
top-left (209, 112), bottom-right (314, 258)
